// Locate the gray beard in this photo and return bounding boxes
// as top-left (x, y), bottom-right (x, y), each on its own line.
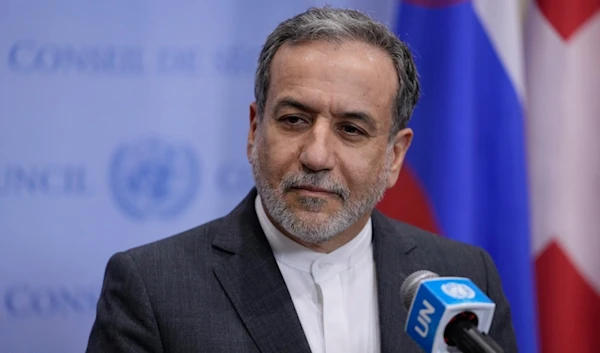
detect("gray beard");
top-left (249, 138), bottom-right (393, 244)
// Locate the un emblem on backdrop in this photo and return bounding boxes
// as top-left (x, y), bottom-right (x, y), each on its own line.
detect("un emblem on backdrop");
top-left (109, 137), bottom-right (200, 220)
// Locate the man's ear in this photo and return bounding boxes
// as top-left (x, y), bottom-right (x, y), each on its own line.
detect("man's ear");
top-left (386, 127), bottom-right (413, 189)
top-left (247, 102), bottom-right (259, 161)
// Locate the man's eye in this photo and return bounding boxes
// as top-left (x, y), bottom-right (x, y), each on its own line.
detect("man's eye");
top-left (280, 115), bottom-right (307, 125)
top-left (286, 116), bottom-right (302, 124)
top-left (341, 125), bottom-right (363, 135)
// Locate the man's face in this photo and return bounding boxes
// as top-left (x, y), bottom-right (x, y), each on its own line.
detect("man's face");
top-left (248, 40), bottom-right (412, 244)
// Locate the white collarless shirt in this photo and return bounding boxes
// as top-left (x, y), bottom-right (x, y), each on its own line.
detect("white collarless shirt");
top-left (255, 196), bottom-right (381, 353)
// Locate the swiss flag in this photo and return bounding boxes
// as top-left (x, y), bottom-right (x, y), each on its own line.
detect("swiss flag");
top-left (526, 1), bottom-right (600, 352)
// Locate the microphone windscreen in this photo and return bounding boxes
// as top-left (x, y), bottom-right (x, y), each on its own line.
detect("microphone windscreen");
top-left (400, 270), bottom-right (439, 310)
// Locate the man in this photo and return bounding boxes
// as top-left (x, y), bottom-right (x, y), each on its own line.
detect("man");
top-left (86, 7), bottom-right (518, 353)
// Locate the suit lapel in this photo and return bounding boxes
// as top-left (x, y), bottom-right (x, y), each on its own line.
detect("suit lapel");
top-left (372, 210), bottom-right (426, 353)
top-left (212, 190), bottom-right (312, 353)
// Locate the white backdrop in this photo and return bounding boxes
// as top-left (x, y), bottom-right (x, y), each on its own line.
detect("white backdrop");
top-left (0, 1), bottom-right (396, 352)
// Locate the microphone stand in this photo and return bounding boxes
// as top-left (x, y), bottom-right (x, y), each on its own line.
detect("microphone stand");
top-left (445, 319), bottom-right (505, 353)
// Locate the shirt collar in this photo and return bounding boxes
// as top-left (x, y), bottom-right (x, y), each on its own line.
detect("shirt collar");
top-left (255, 194), bottom-right (373, 278)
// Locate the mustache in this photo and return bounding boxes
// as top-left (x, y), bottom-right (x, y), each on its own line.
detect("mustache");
top-left (280, 172), bottom-right (350, 201)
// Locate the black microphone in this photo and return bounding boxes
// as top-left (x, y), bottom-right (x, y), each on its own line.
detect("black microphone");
top-left (400, 270), bottom-right (505, 353)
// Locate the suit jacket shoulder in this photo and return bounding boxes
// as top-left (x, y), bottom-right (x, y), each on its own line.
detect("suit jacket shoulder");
top-left (383, 217), bottom-right (490, 278)
top-left (123, 196), bottom-right (253, 276)
top-left (87, 191), bottom-right (312, 353)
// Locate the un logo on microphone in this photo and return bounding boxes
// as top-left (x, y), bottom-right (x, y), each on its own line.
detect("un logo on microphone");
top-left (441, 282), bottom-right (476, 300)
top-left (109, 137), bottom-right (200, 220)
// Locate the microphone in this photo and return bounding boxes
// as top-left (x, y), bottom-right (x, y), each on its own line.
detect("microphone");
top-left (400, 270), bottom-right (505, 353)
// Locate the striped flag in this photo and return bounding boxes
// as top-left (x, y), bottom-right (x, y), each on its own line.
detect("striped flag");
top-left (526, 0), bottom-right (600, 352)
top-left (377, 1), bottom-right (538, 352)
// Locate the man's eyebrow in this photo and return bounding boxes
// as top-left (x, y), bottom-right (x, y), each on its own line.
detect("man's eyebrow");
top-left (272, 97), bottom-right (318, 115)
top-left (340, 111), bottom-right (378, 131)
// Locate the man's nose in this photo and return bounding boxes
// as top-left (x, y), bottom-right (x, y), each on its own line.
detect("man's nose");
top-left (298, 120), bottom-right (336, 172)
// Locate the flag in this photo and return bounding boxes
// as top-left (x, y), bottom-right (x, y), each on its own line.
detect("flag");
top-left (526, 0), bottom-right (600, 352)
top-left (377, 1), bottom-right (538, 351)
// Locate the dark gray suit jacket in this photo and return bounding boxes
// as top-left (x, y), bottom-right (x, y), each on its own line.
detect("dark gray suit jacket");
top-left (86, 189), bottom-right (518, 352)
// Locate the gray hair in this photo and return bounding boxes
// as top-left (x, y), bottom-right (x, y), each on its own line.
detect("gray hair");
top-left (254, 6), bottom-right (420, 138)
